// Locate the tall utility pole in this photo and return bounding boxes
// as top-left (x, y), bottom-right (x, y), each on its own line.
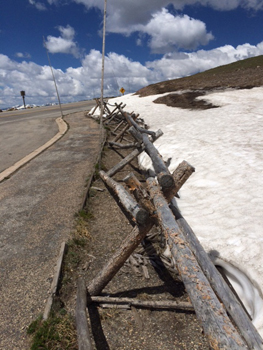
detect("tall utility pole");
top-left (98, 0), bottom-right (107, 169)
top-left (43, 37), bottom-right (63, 118)
top-left (100, 0), bottom-right (107, 127)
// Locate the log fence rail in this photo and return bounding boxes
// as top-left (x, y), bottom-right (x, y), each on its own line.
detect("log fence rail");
top-left (78, 101), bottom-right (263, 350)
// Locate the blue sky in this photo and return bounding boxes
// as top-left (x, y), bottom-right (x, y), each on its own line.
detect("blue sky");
top-left (1, 0), bottom-right (263, 108)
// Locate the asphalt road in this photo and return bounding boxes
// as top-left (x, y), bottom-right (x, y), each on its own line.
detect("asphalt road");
top-left (0, 100), bottom-right (96, 173)
top-left (0, 113), bottom-right (102, 349)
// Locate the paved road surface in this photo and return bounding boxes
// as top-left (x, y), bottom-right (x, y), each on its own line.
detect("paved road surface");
top-left (0, 100), bottom-right (96, 172)
top-left (0, 111), bottom-right (102, 349)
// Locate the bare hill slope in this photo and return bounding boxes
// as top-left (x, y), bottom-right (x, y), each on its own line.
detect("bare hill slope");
top-left (135, 55), bottom-right (263, 109)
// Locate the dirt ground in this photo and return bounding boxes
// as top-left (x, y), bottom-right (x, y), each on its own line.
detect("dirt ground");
top-left (89, 150), bottom-right (210, 349)
top-left (58, 120), bottom-right (210, 350)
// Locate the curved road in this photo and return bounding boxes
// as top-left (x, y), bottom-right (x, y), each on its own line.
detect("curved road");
top-left (0, 100), bottom-right (96, 173)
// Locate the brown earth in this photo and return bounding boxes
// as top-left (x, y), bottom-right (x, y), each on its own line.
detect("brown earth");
top-left (60, 138), bottom-right (210, 350)
top-left (136, 55), bottom-right (263, 110)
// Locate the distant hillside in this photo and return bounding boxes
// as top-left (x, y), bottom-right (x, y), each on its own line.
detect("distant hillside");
top-left (136, 55), bottom-right (263, 97)
top-left (135, 55), bottom-right (263, 110)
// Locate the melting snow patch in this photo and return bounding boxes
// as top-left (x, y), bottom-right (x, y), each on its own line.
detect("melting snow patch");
top-left (108, 87), bottom-right (263, 335)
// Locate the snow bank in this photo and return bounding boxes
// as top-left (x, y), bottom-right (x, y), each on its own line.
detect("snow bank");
top-left (108, 87), bottom-right (263, 335)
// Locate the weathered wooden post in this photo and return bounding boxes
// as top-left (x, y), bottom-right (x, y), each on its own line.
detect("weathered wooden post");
top-left (146, 177), bottom-right (248, 350)
top-left (169, 198), bottom-right (263, 350)
top-left (106, 129), bottom-right (163, 178)
top-left (87, 171), bottom-right (154, 296)
top-left (76, 278), bottom-right (93, 350)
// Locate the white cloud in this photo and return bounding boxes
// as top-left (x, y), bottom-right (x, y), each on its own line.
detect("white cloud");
top-left (146, 41), bottom-right (263, 80)
top-left (73, 0), bottom-right (263, 35)
top-left (28, 0), bottom-right (47, 11)
top-left (45, 25), bottom-right (82, 58)
top-left (46, 0), bottom-right (60, 4)
top-left (200, 0), bottom-right (263, 11)
top-left (73, 0), bottom-right (104, 9)
top-left (70, 0), bottom-right (262, 54)
top-left (137, 9), bottom-right (214, 53)
top-left (1, 41), bottom-right (263, 109)
top-left (15, 52), bottom-right (31, 59)
top-left (0, 49), bottom-right (154, 108)
top-left (67, 49), bottom-right (154, 96)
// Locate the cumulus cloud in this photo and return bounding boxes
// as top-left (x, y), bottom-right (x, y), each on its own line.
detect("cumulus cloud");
top-left (73, 0), bottom-right (263, 34)
top-left (66, 49), bottom-right (153, 97)
top-left (29, 0), bottom-right (61, 7)
top-left (45, 25), bottom-right (83, 58)
top-left (15, 52), bottom-right (31, 59)
top-left (146, 41), bottom-right (263, 80)
top-left (137, 9), bottom-right (214, 53)
top-left (71, 0), bottom-right (262, 54)
top-left (0, 50), bottom-right (154, 108)
top-left (1, 41), bottom-right (263, 108)
top-left (28, 0), bottom-right (47, 11)
top-left (46, 0), bottom-right (60, 4)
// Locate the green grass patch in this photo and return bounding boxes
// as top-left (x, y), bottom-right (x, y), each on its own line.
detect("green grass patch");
top-left (75, 209), bottom-right (93, 221)
top-left (94, 160), bottom-right (108, 179)
top-left (27, 312), bottom-right (77, 350)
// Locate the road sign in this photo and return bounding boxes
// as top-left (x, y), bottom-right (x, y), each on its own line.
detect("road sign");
top-left (119, 87), bottom-right (125, 95)
top-left (20, 91), bottom-right (26, 108)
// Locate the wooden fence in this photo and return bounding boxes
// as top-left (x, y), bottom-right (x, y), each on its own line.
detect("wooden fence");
top-left (76, 101), bottom-right (263, 350)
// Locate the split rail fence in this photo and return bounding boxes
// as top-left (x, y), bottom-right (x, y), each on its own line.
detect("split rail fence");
top-left (76, 100), bottom-right (263, 350)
